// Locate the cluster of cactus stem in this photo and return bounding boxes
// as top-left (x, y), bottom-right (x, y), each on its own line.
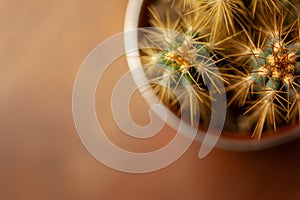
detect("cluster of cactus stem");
top-left (140, 0), bottom-right (300, 139)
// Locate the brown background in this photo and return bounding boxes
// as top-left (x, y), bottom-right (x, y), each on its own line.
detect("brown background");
top-left (1, 0), bottom-right (300, 199)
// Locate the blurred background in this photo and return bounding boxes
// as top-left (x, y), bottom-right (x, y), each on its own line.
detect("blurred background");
top-left (1, 0), bottom-right (300, 199)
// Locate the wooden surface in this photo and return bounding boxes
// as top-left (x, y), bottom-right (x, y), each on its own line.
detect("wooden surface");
top-left (1, 0), bottom-right (300, 199)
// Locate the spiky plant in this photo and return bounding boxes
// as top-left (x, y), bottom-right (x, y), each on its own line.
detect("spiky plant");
top-left (139, 0), bottom-right (300, 139)
top-left (226, 10), bottom-right (300, 138)
top-left (140, 5), bottom-right (228, 125)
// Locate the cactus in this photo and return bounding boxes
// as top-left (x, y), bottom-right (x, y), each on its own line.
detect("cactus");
top-left (140, 0), bottom-right (300, 139)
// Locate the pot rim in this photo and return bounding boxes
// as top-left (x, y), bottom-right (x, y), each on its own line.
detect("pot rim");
top-left (123, 0), bottom-right (300, 151)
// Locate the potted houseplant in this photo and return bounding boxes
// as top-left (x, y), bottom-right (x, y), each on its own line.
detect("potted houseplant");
top-left (124, 0), bottom-right (300, 151)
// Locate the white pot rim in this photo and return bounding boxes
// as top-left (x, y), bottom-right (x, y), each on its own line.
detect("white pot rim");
top-left (123, 0), bottom-right (300, 151)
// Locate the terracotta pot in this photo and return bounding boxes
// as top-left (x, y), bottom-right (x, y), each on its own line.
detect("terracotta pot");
top-left (124, 0), bottom-right (300, 151)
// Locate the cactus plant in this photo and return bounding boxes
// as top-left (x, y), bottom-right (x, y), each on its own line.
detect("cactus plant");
top-left (139, 0), bottom-right (300, 139)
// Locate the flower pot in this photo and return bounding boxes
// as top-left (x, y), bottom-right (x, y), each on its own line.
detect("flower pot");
top-left (124, 0), bottom-right (300, 151)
